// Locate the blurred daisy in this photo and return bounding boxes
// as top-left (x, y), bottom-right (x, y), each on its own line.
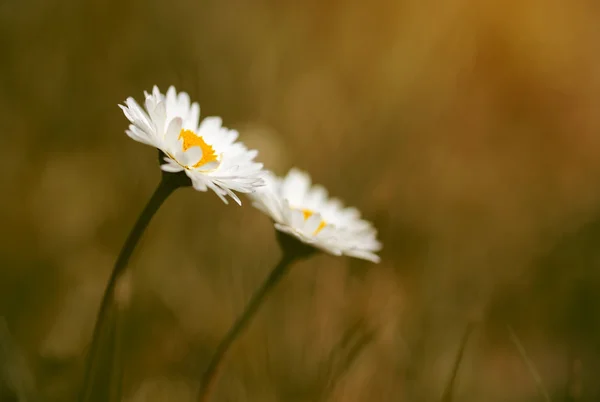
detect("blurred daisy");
top-left (120, 86), bottom-right (264, 204)
top-left (250, 168), bottom-right (382, 263)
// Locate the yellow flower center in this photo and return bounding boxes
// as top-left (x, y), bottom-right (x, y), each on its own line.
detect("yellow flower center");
top-left (178, 129), bottom-right (218, 168)
top-left (300, 208), bottom-right (326, 234)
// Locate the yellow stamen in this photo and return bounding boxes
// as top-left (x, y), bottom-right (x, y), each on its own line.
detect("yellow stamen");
top-left (300, 208), bottom-right (326, 234)
top-left (178, 129), bottom-right (218, 168)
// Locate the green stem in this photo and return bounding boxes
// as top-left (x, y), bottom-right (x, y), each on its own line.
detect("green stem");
top-left (79, 176), bottom-right (179, 402)
top-left (198, 254), bottom-right (296, 402)
top-left (109, 298), bottom-right (127, 402)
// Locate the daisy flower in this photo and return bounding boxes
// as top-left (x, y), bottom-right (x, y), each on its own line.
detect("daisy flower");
top-left (250, 168), bottom-right (382, 263)
top-left (120, 86), bottom-right (264, 204)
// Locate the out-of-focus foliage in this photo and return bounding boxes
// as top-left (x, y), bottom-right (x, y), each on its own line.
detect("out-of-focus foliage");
top-left (2, 0), bottom-right (600, 400)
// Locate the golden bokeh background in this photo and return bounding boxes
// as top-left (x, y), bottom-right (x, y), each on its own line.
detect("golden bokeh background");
top-left (2, 0), bottom-right (600, 400)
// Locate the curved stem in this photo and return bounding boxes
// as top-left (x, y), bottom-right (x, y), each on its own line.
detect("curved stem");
top-left (79, 176), bottom-right (179, 402)
top-left (198, 254), bottom-right (296, 402)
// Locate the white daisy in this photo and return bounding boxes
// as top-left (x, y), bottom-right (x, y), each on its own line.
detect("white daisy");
top-left (250, 168), bottom-right (382, 263)
top-left (120, 86), bottom-right (264, 204)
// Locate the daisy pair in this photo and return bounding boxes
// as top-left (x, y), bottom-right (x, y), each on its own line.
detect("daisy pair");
top-left (121, 86), bottom-right (381, 262)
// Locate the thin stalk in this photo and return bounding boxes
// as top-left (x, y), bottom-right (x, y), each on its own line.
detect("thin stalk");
top-left (108, 273), bottom-right (132, 402)
top-left (79, 176), bottom-right (179, 402)
top-left (441, 322), bottom-right (474, 402)
top-left (198, 254), bottom-right (296, 402)
top-left (507, 324), bottom-right (551, 402)
top-left (107, 310), bottom-right (124, 402)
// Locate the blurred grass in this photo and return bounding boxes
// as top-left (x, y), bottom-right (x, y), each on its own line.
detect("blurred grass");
top-left (2, 0), bottom-right (600, 400)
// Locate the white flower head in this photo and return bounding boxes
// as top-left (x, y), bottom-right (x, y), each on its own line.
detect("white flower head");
top-left (250, 168), bottom-right (382, 263)
top-left (120, 86), bottom-right (264, 204)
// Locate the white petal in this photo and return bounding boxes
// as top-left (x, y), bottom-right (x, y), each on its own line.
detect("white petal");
top-left (274, 224), bottom-right (313, 245)
top-left (119, 104), bottom-right (136, 123)
top-left (198, 116), bottom-right (223, 134)
top-left (304, 213), bottom-right (323, 234)
top-left (152, 86), bottom-right (162, 99)
top-left (125, 128), bottom-right (152, 146)
top-left (186, 102), bottom-right (200, 131)
top-left (144, 95), bottom-right (157, 117)
top-left (290, 209), bottom-right (306, 230)
top-left (165, 117), bottom-right (183, 150)
top-left (305, 185), bottom-right (328, 209)
top-left (208, 184), bottom-right (229, 204)
top-left (344, 249), bottom-right (381, 263)
top-left (197, 160), bottom-right (219, 171)
top-left (181, 146), bottom-right (203, 167)
top-left (166, 86), bottom-right (177, 105)
top-left (188, 173), bottom-right (208, 191)
top-left (150, 100), bottom-right (167, 133)
top-left (161, 161), bottom-right (184, 172)
top-left (282, 168), bottom-right (311, 204)
top-left (122, 98), bottom-right (154, 134)
top-left (219, 185), bottom-right (242, 206)
top-left (178, 91), bottom-right (191, 112)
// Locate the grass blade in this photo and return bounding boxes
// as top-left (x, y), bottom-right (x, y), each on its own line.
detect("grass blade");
top-left (507, 324), bottom-right (551, 402)
top-left (441, 322), bottom-right (474, 402)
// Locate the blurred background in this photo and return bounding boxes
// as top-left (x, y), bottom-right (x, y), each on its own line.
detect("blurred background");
top-left (2, 0), bottom-right (600, 400)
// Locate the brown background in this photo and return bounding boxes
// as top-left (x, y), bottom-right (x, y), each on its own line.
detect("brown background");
top-left (2, 0), bottom-right (600, 401)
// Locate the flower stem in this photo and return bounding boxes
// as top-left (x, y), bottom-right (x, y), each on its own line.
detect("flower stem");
top-left (79, 175), bottom-right (180, 402)
top-left (197, 253), bottom-right (296, 402)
